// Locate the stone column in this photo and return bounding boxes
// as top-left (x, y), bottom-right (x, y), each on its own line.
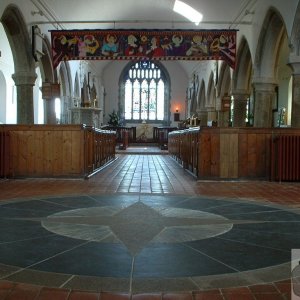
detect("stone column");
top-left (12, 71), bottom-right (37, 124)
top-left (42, 82), bottom-right (60, 124)
top-left (252, 82), bottom-right (277, 127)
top-left (196, 109), bottom-right (208, 126)
top-left (231, 90), bottom-right (249, 127)
top-left (288, 61), bottom-right (300, 127)
top-left (218, 111), bottom-right (230, 127)
top-left (207, 108), bottom-right (217, 123)
top-left (61, 95), bottom-right (71, 124)
top-left (44, 97), bottom-right (57, 124)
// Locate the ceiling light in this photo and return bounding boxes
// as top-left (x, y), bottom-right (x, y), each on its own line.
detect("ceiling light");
top-left (173, 0), bottom-right (203, 25)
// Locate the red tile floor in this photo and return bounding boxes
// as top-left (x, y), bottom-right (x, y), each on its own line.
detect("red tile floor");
top-left (0, 153), bottom-right (299, 299)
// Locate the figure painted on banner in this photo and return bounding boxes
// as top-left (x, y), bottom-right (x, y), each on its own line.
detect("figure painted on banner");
top-left (52, 36), bottom-right (68, 66)
top-left (59, 35), bottom-right (79, 48)
top-left (137, 35), bottom-right (148, 56)
top-left (77, 37), bottom-right (86, 57)
top-left (59, 35), bottom-right (79, 56)
top-left (171, 34), bottom-right (185, 56)
top-left (136, 45), bottom-right (146, 57)
top-left (210, 35), bottom-right (233, 53)
top-left (84, 35), bottom-right (100, 56)
top-left (146, 36), bottom-right (165, 58)
top-left (219, 35), bottom-right (229, 48)
top-left (218, 34), bottom-right (236, 65)
top-left (52, 34), bottom-right (76, 67)
top-left (125, 34), bottom-right (138, 56)
top-left (102, 34), bottom-right (119, 57)
top-left (186, 35), bottom-right (209, 56)
top-left (210, 37), bottom-right (220, 53)
top-left (161, 36), bottom-right (173, 55)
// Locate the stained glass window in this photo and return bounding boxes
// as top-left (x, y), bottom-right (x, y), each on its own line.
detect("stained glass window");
top-left (124, 61), bottom-right (165, 121)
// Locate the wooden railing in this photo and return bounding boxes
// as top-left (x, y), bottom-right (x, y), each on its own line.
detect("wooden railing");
top-left (84, 126), bottom-right (116, 176)
top-left (102, 126), bottom-right (136, 144)
top-left (0, 124), bottom-right (116, 178)
top-left (168, 127), bottom-right (200, 177)
top-left (102, 125), bottom-right (179, 148)
top-left (153, 127), bottom-right (178, 149)
top-left (0, 130), bottom-right (10, 178)
top-left (169, 127), bottom-right (300, 181)
top-left (271, 134), bottom-right (300, 181)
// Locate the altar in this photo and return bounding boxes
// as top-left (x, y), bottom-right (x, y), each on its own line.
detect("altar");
top-left (136, 122), bottom-right (153, 142)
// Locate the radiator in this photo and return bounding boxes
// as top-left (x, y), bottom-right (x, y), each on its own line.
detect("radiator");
top-left (273, 135), bottom-right (300, 181)
top-left (0, 131), bottom-right (9, 178)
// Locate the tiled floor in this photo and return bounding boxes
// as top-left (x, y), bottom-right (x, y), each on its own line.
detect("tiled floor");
top-left (0, 152), bottom-right (299, 299)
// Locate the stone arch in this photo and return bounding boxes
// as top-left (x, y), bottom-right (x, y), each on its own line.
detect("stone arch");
top-left (232, 37), bottom-right (253, 127)
top-left (197, 80), bottom-right (207, 126)
top-left (206, 72), bottom-right (217, 123)
top-left (36, 36), bottom-right (58, 125)
top-left (254, 8), bottom-right (286, 80)
top-left (288, 1), bottom-right (300, 127)
top-left (40, 36), bottom-right (56, 83)
top-left (0, 71), bottom-right (6, 123)
top-left (253, 7), bottom-right (288, 127)
top-left (217, 62), bottom-right (231, 98)
top-left (217, 62), bottom-right (232, 127)
top-left (1, 4), bottom-right (36, 124)
top-left (57, 62), bottom-right (72, 124)
top-left (206, 72), bottom-right (216, 108)
top-left (233, 37), bottom-right (252, 93)
top-left (290, 1), bottom-right (300, 56)
top-left (58, 62), bottom-right (72, 97)
top-left (197, 80), bottom-right (206, 110)
top-left (74, 72), bottom-right (80, 107)
top-left (190, 77), bottom-right (198, 116)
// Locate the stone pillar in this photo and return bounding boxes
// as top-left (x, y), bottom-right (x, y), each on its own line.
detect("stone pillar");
top-left (61, 95), bottom-right (71, 124)
top-left (44, 98), bottom-right (57, 124)
top-left (231, 91), bottom-right (249, 127)
top-left (12, 71), bottom-right (37, 124)
top-left (196, 109), bottom-right (208, 126)
top-left (288, 61), bottom-right (300, 127)
top-left (252, 82), bottom-right (277, 127)
top-left (218, 111), bottom-right (230, 127)
top-left (42, 82), bottom-right (60, 124)
top-left (207, 108), bottom-right (217, 123)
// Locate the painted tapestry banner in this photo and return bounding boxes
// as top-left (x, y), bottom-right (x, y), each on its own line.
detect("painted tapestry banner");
top-left (50, 29), bottom-right (237, 69)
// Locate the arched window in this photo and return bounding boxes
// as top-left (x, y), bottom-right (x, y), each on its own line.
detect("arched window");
top-left (120, 61), bottom-right (170, 124)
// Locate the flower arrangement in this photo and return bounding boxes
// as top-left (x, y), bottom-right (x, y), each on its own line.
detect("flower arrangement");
top-left (108, 110), bottom-right (120, 126)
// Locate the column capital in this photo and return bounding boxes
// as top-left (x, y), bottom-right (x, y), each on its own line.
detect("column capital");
top-left (12, 71), bottom-right (37, 86)
top-left (231, 89), bottom-right (250, 101)
top-left (252, 81), bottom-right (277, 92)
top-left (287, 57), bottom-right (300, 74)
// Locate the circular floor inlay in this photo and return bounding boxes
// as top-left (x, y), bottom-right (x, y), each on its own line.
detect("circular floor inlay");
top-left (42, 203), bottom-right (233, 255)
top-left (0, 194), bottom-right (300, 280)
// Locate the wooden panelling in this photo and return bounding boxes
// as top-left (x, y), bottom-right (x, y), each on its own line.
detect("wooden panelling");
top-left (247, 133), bottom-right (257, 177)
top-left (0, 130), bottom-right (10, 177)
top-left (209, 130), bottom-right (220, 178)
top-left (220, 133), bottom-right (238, 178)
top-left (169, 127), bottom-right (300, 181)
top-left (238, 133), bottom-right (248, 178)
top-left (271, 134), bottom-right (300, 181)
top-left (0, 125), bottom-right (115, 178)
top-left (198, 130), bottom-right (212, 177)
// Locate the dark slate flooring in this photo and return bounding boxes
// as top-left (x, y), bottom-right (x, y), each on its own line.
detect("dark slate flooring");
top-left (0, 193), bottom-right (298, 292)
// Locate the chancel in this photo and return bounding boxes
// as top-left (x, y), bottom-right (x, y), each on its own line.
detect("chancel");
top-left (1, 0), bottom-right (300, 299)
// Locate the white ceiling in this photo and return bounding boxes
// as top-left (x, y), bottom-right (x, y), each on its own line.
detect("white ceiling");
top-left (30, 0), bottom-right (255, 30)
top-left (28, 0), bottom-right (256, 76)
